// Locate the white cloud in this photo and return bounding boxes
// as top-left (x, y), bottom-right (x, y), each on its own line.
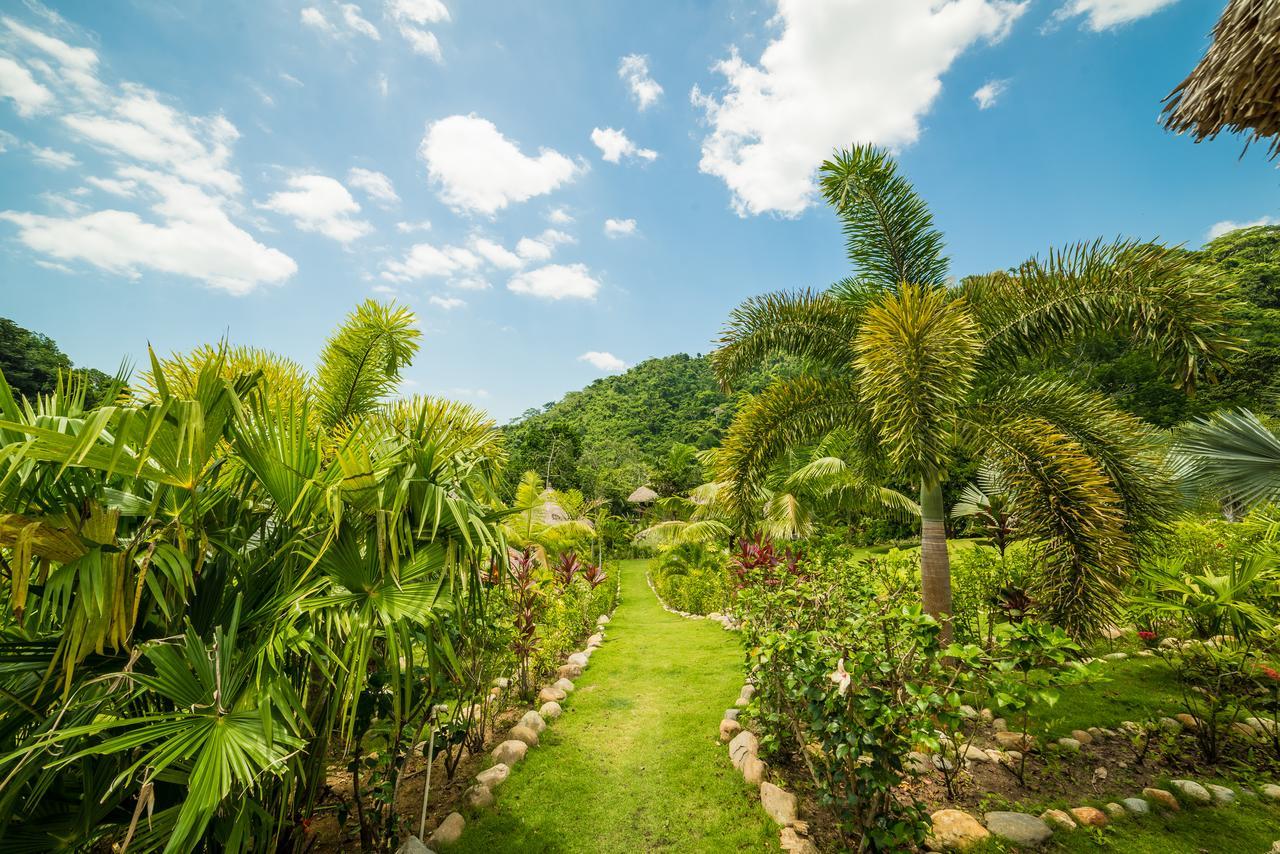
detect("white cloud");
top-left (0, 19), bottom-right (296, 294)
top-left (382, 240), bottom-right (480, 281)
top-left (396, 219), bottom-right (432, 233)
top-left (449, 275), bottom-right (490, 291)
top-left (450, 386), bottom-right (490, 399)
top-left (63, 89), bottom-right (242, 194)
top-left (0, 129), bottom-right (17, 152)
top-left (280, 72), bottom-right (304, 87)
top-left (604, 217), bottom-right (637, 238)
top-left (590, 126), bottom-right (657, 164)
top-left (508, 263), bottom-right (601, 300)
top-left (1, 167), bottom-right (296, 295)
top-left (378, 73), bottom-right (389, 96)
top-left (429, 294), bottom-right (465, 310)
top-left (387, 0), bottom-right (450, 23)
top-left (579, 351), bottom-right (627, 372)
top-left (973, 78), bottom-right (1009, 110)
top-left (1206, 216), bottom-right (1278, 242)
top-left (258, 174), bottom-right (373, 243)
top-left (619, 54), bottom-right (663, 110)
top-left (85, 175), bottom-right (138, 196)
top-left (340, 4), bottom-right (381, 39)
top-left (29, 144), bottom-right (78, 168)
top-left (347, 166), bottom-right (399, 206)
top-left (40, 192), bottom-right (85, 214)
top-left (420, 115), bottom-right (579, 214)
top-left (470, 236), bottom-right (524, 269)
top-left (0, 56), bottom-right (54, 116)
top-left (548, 206), bottom-right (574, 225)
top-left (300, 7), bottom-right (337, 34)
top-left (388, 0), bottom-right (450, 60)
top-left (515, 236), bottom-right (552, 263)
top-left (1052, 0), bottom-right (1178, 31)
top-left (692, 0), bottom-right (1027, 216)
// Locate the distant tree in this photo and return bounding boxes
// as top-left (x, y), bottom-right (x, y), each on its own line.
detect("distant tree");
top-left (0, 317), bottom-right (72, 401)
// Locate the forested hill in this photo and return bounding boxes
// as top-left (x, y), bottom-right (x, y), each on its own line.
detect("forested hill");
top-left (501, 353), bottom-right (774, 506)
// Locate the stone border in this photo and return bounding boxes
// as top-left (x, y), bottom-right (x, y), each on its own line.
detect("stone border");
top-left (399, 609), bottom-right (617, 852)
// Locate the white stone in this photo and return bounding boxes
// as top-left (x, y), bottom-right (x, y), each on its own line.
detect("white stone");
top-left (397, 837), bottom-right (433, 854)
top-left (984, 811), bottom-right (1052, 847)
top-left (1206, 784), bottom-right (1235, 805)
top-left (567, 652), bottom-right (589, 668)
top-left (519, 710), bottom-right (546, 733)
top-left (760, 781), bottom-right (797, 825)
top-left (428, 812), bottom-right (464, 848)
top-left (539, 701), bottom-right (562, 720)
top-left (476, 763), bottom-right (509, 788)
top-left (491, 739), bottom-right (528, 765)
top-left (596, 614), bottom-right (610, 625)
top-left (552, 677), bottom-right (575, 693)
top-left (1170, 779), bottom-right (1212, 805)
top-left (465, 784), bottom-right (494, 809)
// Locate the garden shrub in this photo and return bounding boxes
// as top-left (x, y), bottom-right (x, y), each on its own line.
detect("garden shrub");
top-left (650, 542), bottom-right (732, 614)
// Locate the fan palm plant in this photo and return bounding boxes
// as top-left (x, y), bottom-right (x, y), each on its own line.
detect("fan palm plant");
top-left (713, 145), bottom-right (1238, 637)
top-left (1174, 408), bottom-right (1280, 512)
top-left (0, 302), bottom-right (507, 853)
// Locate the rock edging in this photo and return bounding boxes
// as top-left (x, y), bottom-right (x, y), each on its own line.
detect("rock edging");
top-left (646, 573), bottom-right (740, 630)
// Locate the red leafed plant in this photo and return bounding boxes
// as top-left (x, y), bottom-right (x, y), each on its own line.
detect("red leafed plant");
top-left (509, 548), bottom-right (542, 697)
top-left (582, 563), bottom-right (608, 589)
top-left (731, 532), bottom-right (805, 588)
top-left (553, 551), bottom-right (582, 587)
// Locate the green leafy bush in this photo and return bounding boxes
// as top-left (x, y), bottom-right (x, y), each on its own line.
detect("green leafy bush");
top-left (650, 542), bottom-right (732, 614)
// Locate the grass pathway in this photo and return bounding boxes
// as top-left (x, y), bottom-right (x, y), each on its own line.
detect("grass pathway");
top-left (451, 558), bottom-right (778, 853)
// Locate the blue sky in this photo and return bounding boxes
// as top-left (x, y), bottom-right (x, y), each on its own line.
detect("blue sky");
top-left (0, 0), bottom-right (1273, 421)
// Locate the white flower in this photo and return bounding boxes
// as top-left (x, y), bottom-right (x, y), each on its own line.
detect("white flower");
top-left (828, 658), bottom-right (851, 696)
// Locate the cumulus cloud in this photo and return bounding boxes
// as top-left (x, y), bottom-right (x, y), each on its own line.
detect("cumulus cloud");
top-left (258, 174), bottom-right (373, 243)
top-left (381, 240), bottom-right (480, 281)
top-left (396, 219), bottom-right (432, 233)
top-left (691, 0), bottom-right (1026, 216)
top-left (1206, 216), bottom-right (1278, 242)
top-left (450, 275), bottom-right (490, 291)
top-left (618, 54), bottom-right (662, 110)
top-left (347, 166), bottom-right (399, 206)
top-left (421, 114), bottom-right (579, 214)
top-left (579, 351), bottom-right (627, 372)
top-left (1, 167), bottom-right (296, 295)
top-left (387, 0), bottom-right (450, 61)
top-left (1051, 0), bottom-right (1178, 31)
top-left (0, 56), bottom-right (54, 116)
top-left (604, 217), bottom-right (637, 238)
top-left (0, 16), bottom-right (296, 294)
top-left (470, 236), bottom-right (524, 269)
top-left (508, 263), bottom-right (601, 300)
top-left (548, 206), bottom-right (574, 225)
top-left (973, 78), bottom-right (1009, 110)
top-left (590, 126), bottom-right (657, 164)
top-left (429, 294), bottom-right (465, 310)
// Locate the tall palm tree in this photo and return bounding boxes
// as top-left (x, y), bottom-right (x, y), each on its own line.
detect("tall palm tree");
top-left (712, 145), bottom-right (1239, 637)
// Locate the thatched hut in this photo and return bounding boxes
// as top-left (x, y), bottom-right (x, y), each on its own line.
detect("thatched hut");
top-left (539, 489), bottom-right (570, 525)
top-left (627, 485), bottom-right (658, 505)
top-left (1162, 0), bottom-right (1280, 158)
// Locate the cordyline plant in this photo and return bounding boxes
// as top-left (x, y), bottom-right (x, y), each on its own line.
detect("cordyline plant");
top-left (509, 548), bottom-right (542, 698)
top-left (582, 562), bottom-right (608, 589)
top-left (712, 144), bottom-right (1238, 638)
top-left (553, 550), bottom-right (582, 587)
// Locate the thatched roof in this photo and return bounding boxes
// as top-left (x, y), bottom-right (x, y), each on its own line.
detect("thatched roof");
top-left (1162, 0), bottom-right (1280, 158)
top-left (627, 485), bottom-right (658, 504)
top-left (539, 489), bottom-right (570, 524)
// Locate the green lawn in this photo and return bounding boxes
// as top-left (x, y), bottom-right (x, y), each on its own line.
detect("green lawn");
top-left (449, 559), bottom-right (779, 853)
top-left (1025, 656), bottom-right (1187, 738)
top-left (1042, 797), bottom-right (1280, 853)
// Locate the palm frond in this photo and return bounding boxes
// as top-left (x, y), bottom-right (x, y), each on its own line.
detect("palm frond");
top-left (964, 240), bottom-right (1241, 390)
top-left (855, 283), bottom-right (980, 481)
top-left (711, 290), bottom-right (861, 389)
top-left (818, 144), bottom-right (949, 290)
top-left (313, 300), bottom-right (420, 427)
top-left (1174, 408), bottom-right (1280, 508)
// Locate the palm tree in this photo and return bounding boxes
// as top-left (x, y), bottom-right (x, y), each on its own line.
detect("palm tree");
top-left (712, 145), bottom-right (1238, 637)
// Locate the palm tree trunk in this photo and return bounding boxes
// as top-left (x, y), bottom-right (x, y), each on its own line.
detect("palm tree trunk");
top-left (920, 479), bottom-right (952, 643)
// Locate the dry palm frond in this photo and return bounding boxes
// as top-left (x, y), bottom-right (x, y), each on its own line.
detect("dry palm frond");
top-left (1163, 0), bottom-right (1280, 159)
